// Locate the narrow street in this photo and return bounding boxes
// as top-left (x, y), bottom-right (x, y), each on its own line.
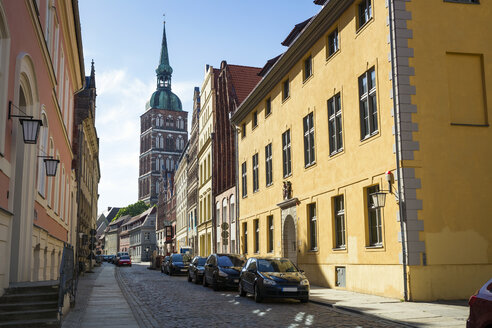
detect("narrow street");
top-left (97, 263), bottom-right (408, 328)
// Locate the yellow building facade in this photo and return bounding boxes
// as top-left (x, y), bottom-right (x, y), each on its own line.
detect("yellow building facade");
top-left (231, 0), bottom-right (492, 301)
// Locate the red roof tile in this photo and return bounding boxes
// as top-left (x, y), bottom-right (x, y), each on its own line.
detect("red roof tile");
top-left (227, 64), bottom-right (262, 104)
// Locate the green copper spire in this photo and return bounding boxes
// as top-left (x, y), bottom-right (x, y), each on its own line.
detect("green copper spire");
top-left (156, 21), bottom-right (173, 89)
top-left (147, 19), bottom-right (182, 111)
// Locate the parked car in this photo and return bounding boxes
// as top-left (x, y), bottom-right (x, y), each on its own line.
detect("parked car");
top-left (168, 253), bottom-right (192, 276)
top-left (188, 256), bottom-right (207, 284)
top-left (467, 277), bottom-right (492, 328)
top-left (161, 256), bottom-right (170, 274)
top-left (107, 255), bottom-right (115, 264)
top-left (115, 252), bottom-right (129, 265)
top-left (117, 255), bottom-right (132, 267)
top-left (203, 254), bottom-right (246, 291)
top-left (102, 255), bottom-right (110, 262)
top-left (239, 257), bottom-right (309, 303)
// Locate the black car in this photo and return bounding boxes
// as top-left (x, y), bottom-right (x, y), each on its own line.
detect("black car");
top-left (168, 253), bottom-right (191, 276)
top-left (203, 254), bottom-right (246, 291)
top-left (188, 256), bottom-right (207, 284)
top-left (239, 257), bottom-right (309, 303)
top-left (161, 256), bottom-right (170, 274)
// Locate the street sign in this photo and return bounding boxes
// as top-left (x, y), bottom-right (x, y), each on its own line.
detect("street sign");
top-left (221, 230), bottom-right (229, 239)
top-left (221, 222), bottom-right (229, 230)
top-left (222, 239), bottom-right (228, 246)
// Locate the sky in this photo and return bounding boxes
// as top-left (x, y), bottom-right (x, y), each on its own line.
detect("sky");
top-left (78, 1), bottom-right (322, 215)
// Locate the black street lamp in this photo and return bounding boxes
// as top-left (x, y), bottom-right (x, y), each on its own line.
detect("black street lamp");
top-left (38, 156), bottom-right (60, 177)
top-left (9, 101), bottom-right (42, 144)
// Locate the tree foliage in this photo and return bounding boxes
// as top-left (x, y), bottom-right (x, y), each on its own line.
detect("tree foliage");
top-left (112, 201), bottom-right (150, 222)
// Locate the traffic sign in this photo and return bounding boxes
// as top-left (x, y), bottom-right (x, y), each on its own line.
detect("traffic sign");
top-left (221, 230), bottom-right (229, 239)
top-left (221, 222), bottom-right (229, 230)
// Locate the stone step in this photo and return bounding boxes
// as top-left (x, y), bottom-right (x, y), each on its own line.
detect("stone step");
top-left (0, 318), bottom-right (59, 328)
top-left (5, 285), bottom-right (58, 295)
top-left (0, 292), bottom-right (58, 304)
top-left (0, 300), bottom-right (58, 312)
top-left (0, 308), bottom-right (58, 322)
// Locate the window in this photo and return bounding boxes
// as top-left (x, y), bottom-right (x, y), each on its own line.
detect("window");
top-left (265, 143), bottom-right (272, 186)
top-left (367, 185), bottom-right (383, 246)
top-left (282, 79), bottom-right (290, 101)
top-left (328, 93), bottom-right (343, 154)
top-left (358, 0), bottom-right (372, 29)
top-left (241, 161), bottom-right (247, 197)
top-left (303, 112), bottom-right (315, 166)
top-left (254, 219), bottom-right (259, 253)
top-left (359, 67), bottom-right (378, 139)
top-left (282, 130), bottom-right (292, 177)
top-left (241, 123), bottom-right (246, 138)
top-left (328, 28), bottom-right (339, 56)
top-left (304, 56), bottom-right (312, 81)
top-left (252, 153), bottom-right (259, 192)
top-left (253, 111), bottom-right (258, 128)
top-left (265, 97), bottom-right (271, 117)
top-left (145, 232), bottom-right (150, 240)
top-left (230, 195), bottom-right (235, 223)
top-left (243, 222), bottom-right (248, 254)
top-left (308, 203), bottom-right (317, 251)
top-left (267, 215), bottom-right (274, 253)
top-left (334, 195), bottom-right (346, 248)
top-left (443, 0), bottom-right (478, 3)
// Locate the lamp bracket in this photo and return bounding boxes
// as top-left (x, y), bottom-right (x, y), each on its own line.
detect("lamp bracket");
top-left (8, 101), bottom-right (34, 120)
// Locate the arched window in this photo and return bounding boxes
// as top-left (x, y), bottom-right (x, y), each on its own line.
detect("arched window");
top-left (157, 134), bottom-right (163, 148)
top-left (222, 198), bottom-right (227, 225)
top-left (37, 112), bottom-right (48, 196)
top-left (170, 158), bottom-right (174, 170)
top-left (47, 139), bottom-right (54, 206)
top-left (166, 135), bottom-right (173, 149)
top-left (230, 195), bottom-right (235, 223)
top-left (175, 138), bottom-right (180, 150)
top-left (166, 158), bottom-right (170, 171)
top-left (157, 114), bottom-right (163, 127)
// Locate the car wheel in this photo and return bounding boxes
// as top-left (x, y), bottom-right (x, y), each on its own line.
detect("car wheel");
top-left (187, 273), bottom-right (192, 282)
top-left (238, 280), bottom-right (246, 297)
top-left (212, 276), bottom-right (219, 291)
top-left (194, 274), bottom-right (200, 285)
top-left (203, 274), bottom-right (209, 287)
top-left (129, 264), bottom-right (132, 267)
top-left (300, 297), bottom-right (309, 303)
top-left (169, 268), bottom-right (173, 276)
top-left (161, 267), bottom-right (164, 273)
top-left (254, 283), bottom-right (263, 303)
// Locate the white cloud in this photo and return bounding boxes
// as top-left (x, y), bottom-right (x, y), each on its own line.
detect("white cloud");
top-left (95, 68), bottom-right (199, 212)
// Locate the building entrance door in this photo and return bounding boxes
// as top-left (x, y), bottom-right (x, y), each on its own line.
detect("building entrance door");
top-left (282, 215), bottom-right (297, 266)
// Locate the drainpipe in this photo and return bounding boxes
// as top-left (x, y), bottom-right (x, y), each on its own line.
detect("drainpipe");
top-left (211, 132), bottom-right (216, 253)
top-left (388, 0), bottom-right (409, 301)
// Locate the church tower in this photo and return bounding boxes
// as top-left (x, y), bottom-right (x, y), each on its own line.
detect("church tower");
top-left (138, 21), bottom-right (188, 205)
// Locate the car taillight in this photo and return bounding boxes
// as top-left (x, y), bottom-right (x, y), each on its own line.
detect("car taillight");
top-left (468, 295), bottom-right (478, 306)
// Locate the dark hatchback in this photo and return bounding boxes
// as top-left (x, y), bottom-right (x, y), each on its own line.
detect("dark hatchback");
top-left (161, 256), bottom-right (170, 274)
top-left (203, 254), bottom-right (246, 291)
top-left (239, 257), bottom-right (309, 303)
top-left (168, 253), bottom-right (191, 276)
top-left (188, 256), bottom-right (206, 284)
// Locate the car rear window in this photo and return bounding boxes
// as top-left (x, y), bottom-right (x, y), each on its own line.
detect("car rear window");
top-left (120, 256), bottom-right (130, 260)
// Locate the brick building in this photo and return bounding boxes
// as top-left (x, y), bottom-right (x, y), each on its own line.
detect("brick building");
top-left (138, 21), bottom-right (188, 205)
top-left (213, 62), bottom-right (261, 253)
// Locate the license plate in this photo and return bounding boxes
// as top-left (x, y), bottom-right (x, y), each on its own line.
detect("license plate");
top-left (234, 279), bottom-right (239, 283)
top-left (282, 287), bottom-right (297, 292)
top-left (181, 269), bottom-right (187, 272)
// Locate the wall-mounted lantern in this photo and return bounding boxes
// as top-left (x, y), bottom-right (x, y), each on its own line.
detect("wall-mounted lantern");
top-left (9, 101), bottom-right (42, 144)
top-left (370, 171), bottom-right (399, 209)
top-left (38, 156), bottom-right (59, 177)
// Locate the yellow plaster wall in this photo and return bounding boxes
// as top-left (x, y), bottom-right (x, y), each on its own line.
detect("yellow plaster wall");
top-left (238, 0), bottom-right (405, 298)
top-left (405, 0), bottom-right (492, 299)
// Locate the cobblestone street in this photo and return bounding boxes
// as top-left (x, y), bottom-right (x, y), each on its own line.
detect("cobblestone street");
top-left (115, 263), bottom-right (408, 328)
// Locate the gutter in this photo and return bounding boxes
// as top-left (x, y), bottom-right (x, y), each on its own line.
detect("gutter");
top-left (388, 0), bottom-right (409, 302)
top-left (72, 0), bottom-right (85, 88)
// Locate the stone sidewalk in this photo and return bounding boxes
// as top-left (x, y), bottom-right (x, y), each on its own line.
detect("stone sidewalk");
top-left (61, 264), bottom-right (140, 328)
top-left (309, 286), bottom-right (469, 327)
